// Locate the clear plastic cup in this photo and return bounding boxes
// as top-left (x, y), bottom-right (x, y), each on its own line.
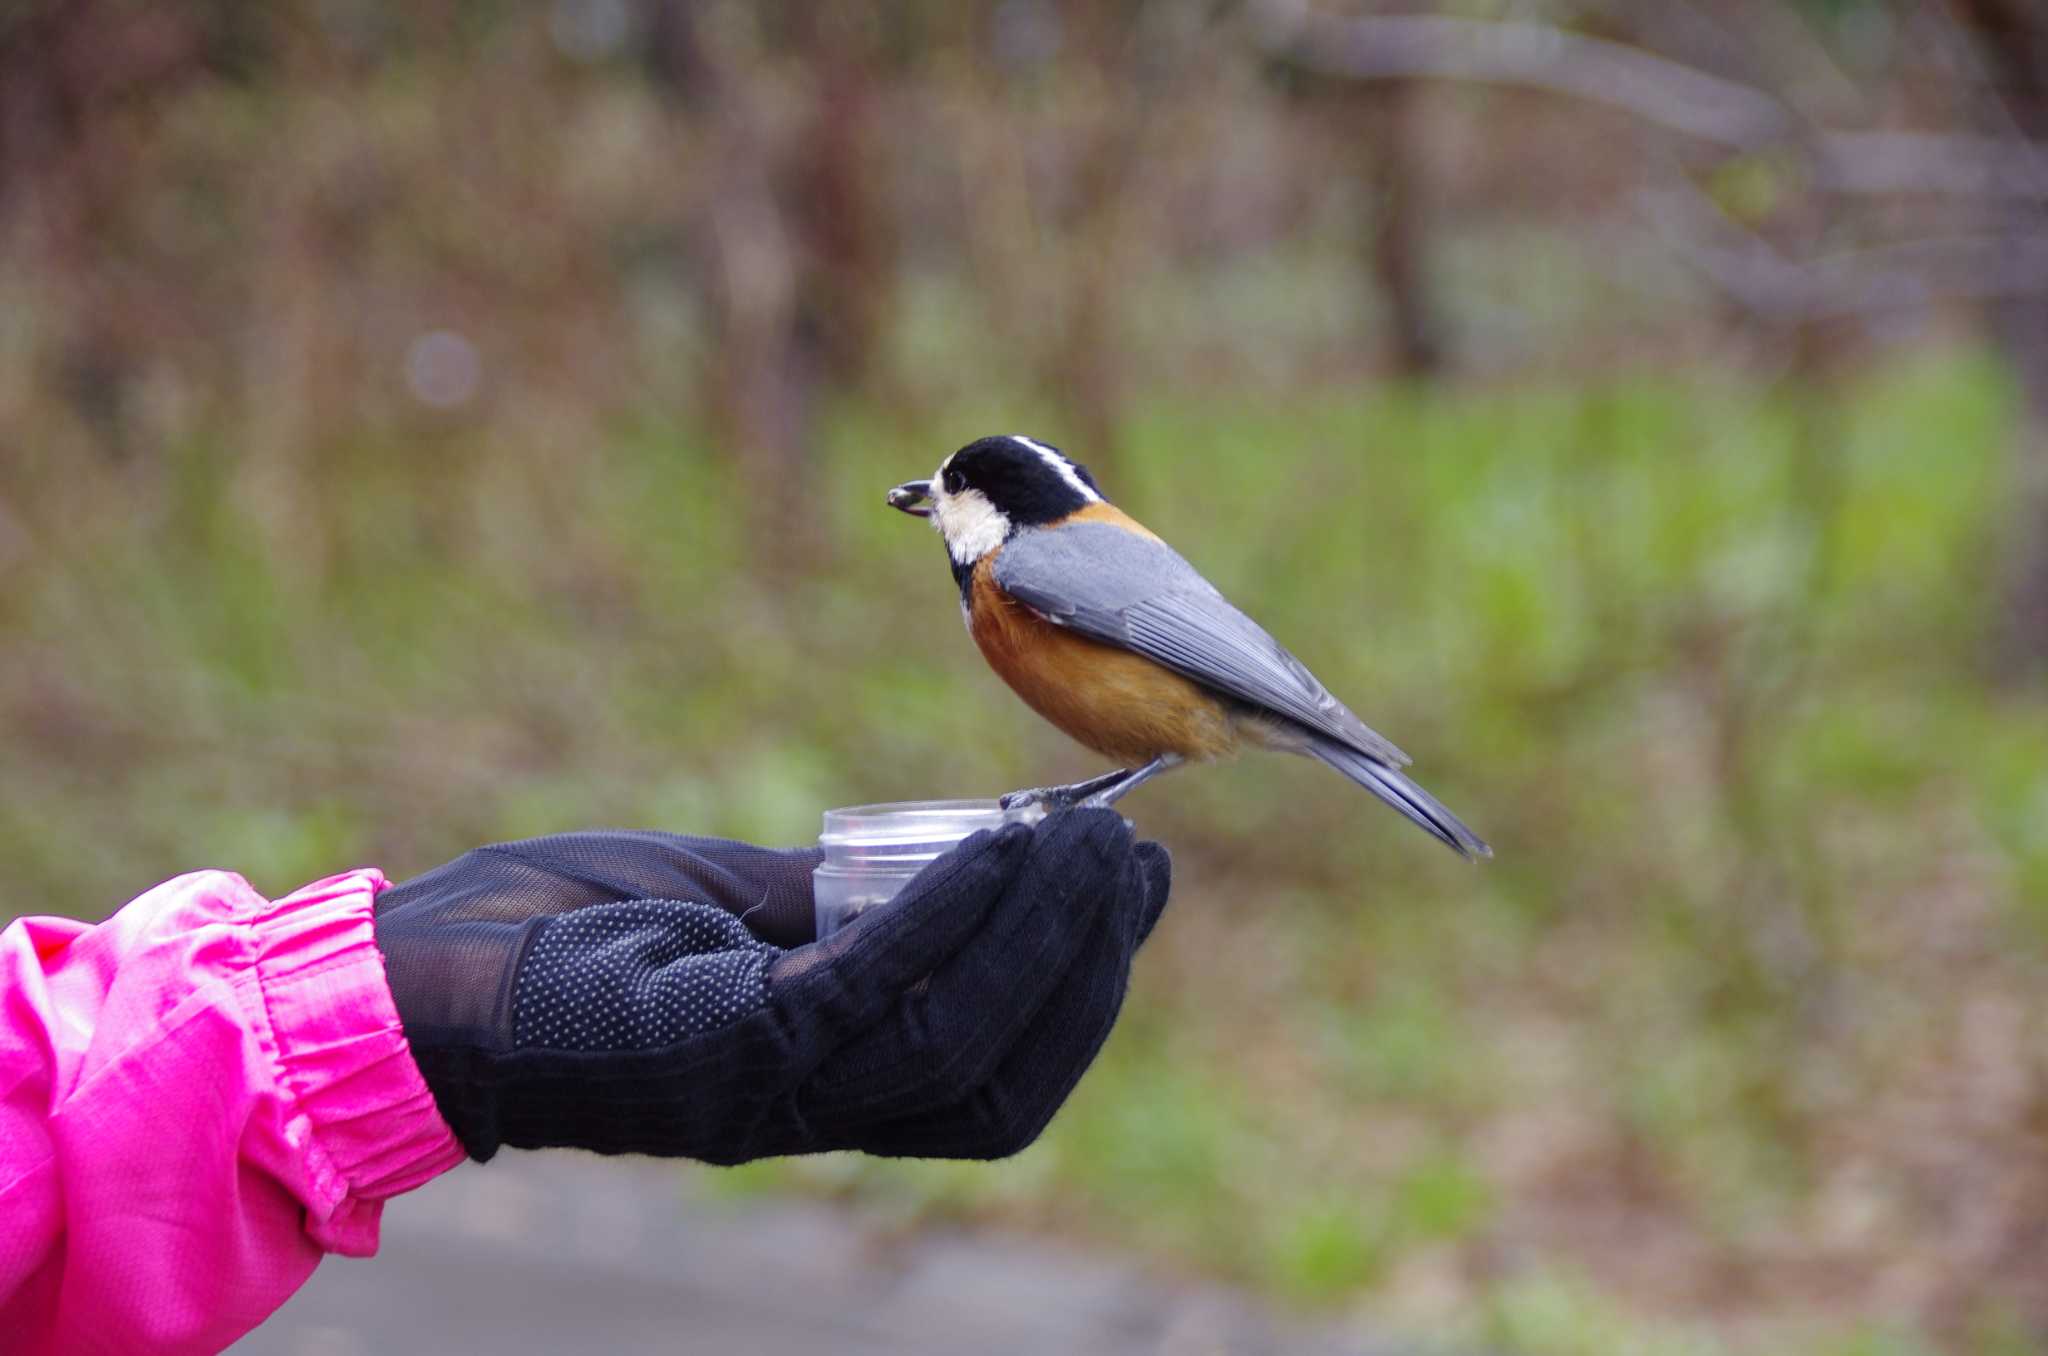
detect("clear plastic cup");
top-left (813, 799), bottom-right (1044, 940)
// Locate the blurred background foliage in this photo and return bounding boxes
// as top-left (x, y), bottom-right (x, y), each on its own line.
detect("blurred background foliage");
top-left (5, 0), bottom-right (2048, 1352)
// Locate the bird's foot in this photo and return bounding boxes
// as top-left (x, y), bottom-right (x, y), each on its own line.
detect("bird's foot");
top-left (999, 767), bottom-right (1133, 812)
top-left (1002, 755), bottom-right (1185, 813)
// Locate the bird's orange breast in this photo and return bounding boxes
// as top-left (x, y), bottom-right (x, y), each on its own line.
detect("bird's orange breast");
top-left (969, 547), bottom-right (1237, 766)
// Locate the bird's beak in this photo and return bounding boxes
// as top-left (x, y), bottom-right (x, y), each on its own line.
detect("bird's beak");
top-left (887, 479), bottom-right (935, 518)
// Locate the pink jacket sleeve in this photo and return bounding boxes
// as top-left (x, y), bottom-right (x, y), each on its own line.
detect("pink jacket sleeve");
top-left (0, 867), bottom-right (466, 1355)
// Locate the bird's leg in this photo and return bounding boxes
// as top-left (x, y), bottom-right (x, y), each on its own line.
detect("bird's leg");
top-left (1078, 754), bottom-right (1183, 809)
top-left (999, 766), bottom-right (1135, 812)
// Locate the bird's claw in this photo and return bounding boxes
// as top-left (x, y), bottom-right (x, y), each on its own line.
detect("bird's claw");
top-left (1000, 767), bottom-right (1134, 813)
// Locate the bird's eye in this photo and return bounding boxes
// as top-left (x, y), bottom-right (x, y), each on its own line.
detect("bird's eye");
top-left (942, 467), bottom-right (965, 494)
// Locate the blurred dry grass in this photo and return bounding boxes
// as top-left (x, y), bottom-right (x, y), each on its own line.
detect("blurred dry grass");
top-left (5, 4), bottom-right (2048, 1354)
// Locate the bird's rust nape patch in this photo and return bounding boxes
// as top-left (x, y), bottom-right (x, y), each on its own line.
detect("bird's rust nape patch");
top-left (968, 554), bottom-right (1237, 766)
top-left (1068, 500), bottom-right (1164, 542)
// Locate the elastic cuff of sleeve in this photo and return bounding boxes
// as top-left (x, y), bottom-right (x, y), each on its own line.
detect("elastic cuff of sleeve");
top-left (249, 869), bottom-right (466, 1256)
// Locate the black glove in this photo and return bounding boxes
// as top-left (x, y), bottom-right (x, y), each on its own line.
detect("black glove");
top-left (372, 809), bottom-right (1170, 1164)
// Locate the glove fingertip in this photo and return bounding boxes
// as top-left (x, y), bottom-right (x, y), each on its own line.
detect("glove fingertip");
top-left (1032, 806), bottom-right (1133, 868)
top-left (942, 820), bottom-right (1036, 877)
top-left (1134, 840), bottom-right (1171, 893)
top-left (876, 822), bottom-right (1032, 925)
top-left (1132, 841), bottom-right (1172, 946)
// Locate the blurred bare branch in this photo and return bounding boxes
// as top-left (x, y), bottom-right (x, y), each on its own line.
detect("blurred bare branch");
top-left (1817, 131), bottom-right (2048, 201)
top-left (1648, 180), bottom-right (2048, 320)
top-left (1637, 180), bottom-right (1811, 322)
top-left (1254, 5), bottom-right (1792, 148)
top-left (1257, 4), bottom-right (2048, 201)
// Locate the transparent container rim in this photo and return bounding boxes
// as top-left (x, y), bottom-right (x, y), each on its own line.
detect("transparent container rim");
top-left (820, 798), bottom-right (1023, 849)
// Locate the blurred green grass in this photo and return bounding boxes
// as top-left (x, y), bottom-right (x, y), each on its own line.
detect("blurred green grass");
top-left (4, 348), bottom-right (2046, 1354)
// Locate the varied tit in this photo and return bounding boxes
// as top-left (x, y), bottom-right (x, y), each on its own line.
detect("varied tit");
top-left (887, 435), bottom-right (1490, 860)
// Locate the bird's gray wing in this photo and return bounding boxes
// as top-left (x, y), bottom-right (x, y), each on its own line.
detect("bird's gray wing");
top-left (993, 520), bottom-right (1411, 767)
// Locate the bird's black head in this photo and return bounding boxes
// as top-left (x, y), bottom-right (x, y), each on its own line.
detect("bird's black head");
top-left (887, 434), bottom-right (1106, 572)
top-left (939, 435), bottom-right (1103, 528)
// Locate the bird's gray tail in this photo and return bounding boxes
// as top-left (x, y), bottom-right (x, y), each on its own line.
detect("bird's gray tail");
top-left (1306, 737), bottom-right (1492, 861)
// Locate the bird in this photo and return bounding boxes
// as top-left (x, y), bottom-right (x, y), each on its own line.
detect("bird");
top-left (887, 434), bottom-right (1490, 860)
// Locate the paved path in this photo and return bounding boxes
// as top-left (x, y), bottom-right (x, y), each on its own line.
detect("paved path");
top-left (232, 1152), bottom-right (1419, 1355)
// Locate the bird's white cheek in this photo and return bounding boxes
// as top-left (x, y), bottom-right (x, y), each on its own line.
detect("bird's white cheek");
top-left (935, 490), bottom-right (1010, 566)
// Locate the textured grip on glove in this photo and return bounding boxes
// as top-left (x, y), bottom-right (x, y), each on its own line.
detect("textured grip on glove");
top-left (513, 902), bottom-right (775, 1051)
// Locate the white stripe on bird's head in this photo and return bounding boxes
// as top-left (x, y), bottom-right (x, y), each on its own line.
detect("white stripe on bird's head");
top-left (1008, 435), bottom-right (1101, 504)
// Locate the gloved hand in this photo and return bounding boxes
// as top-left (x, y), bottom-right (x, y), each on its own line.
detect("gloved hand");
top-left (372, 809), bottom-right (1170, 1164)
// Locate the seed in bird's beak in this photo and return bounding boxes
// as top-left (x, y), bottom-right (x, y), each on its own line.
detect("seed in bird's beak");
top-left (888, 479), bottom-right (935, 518)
